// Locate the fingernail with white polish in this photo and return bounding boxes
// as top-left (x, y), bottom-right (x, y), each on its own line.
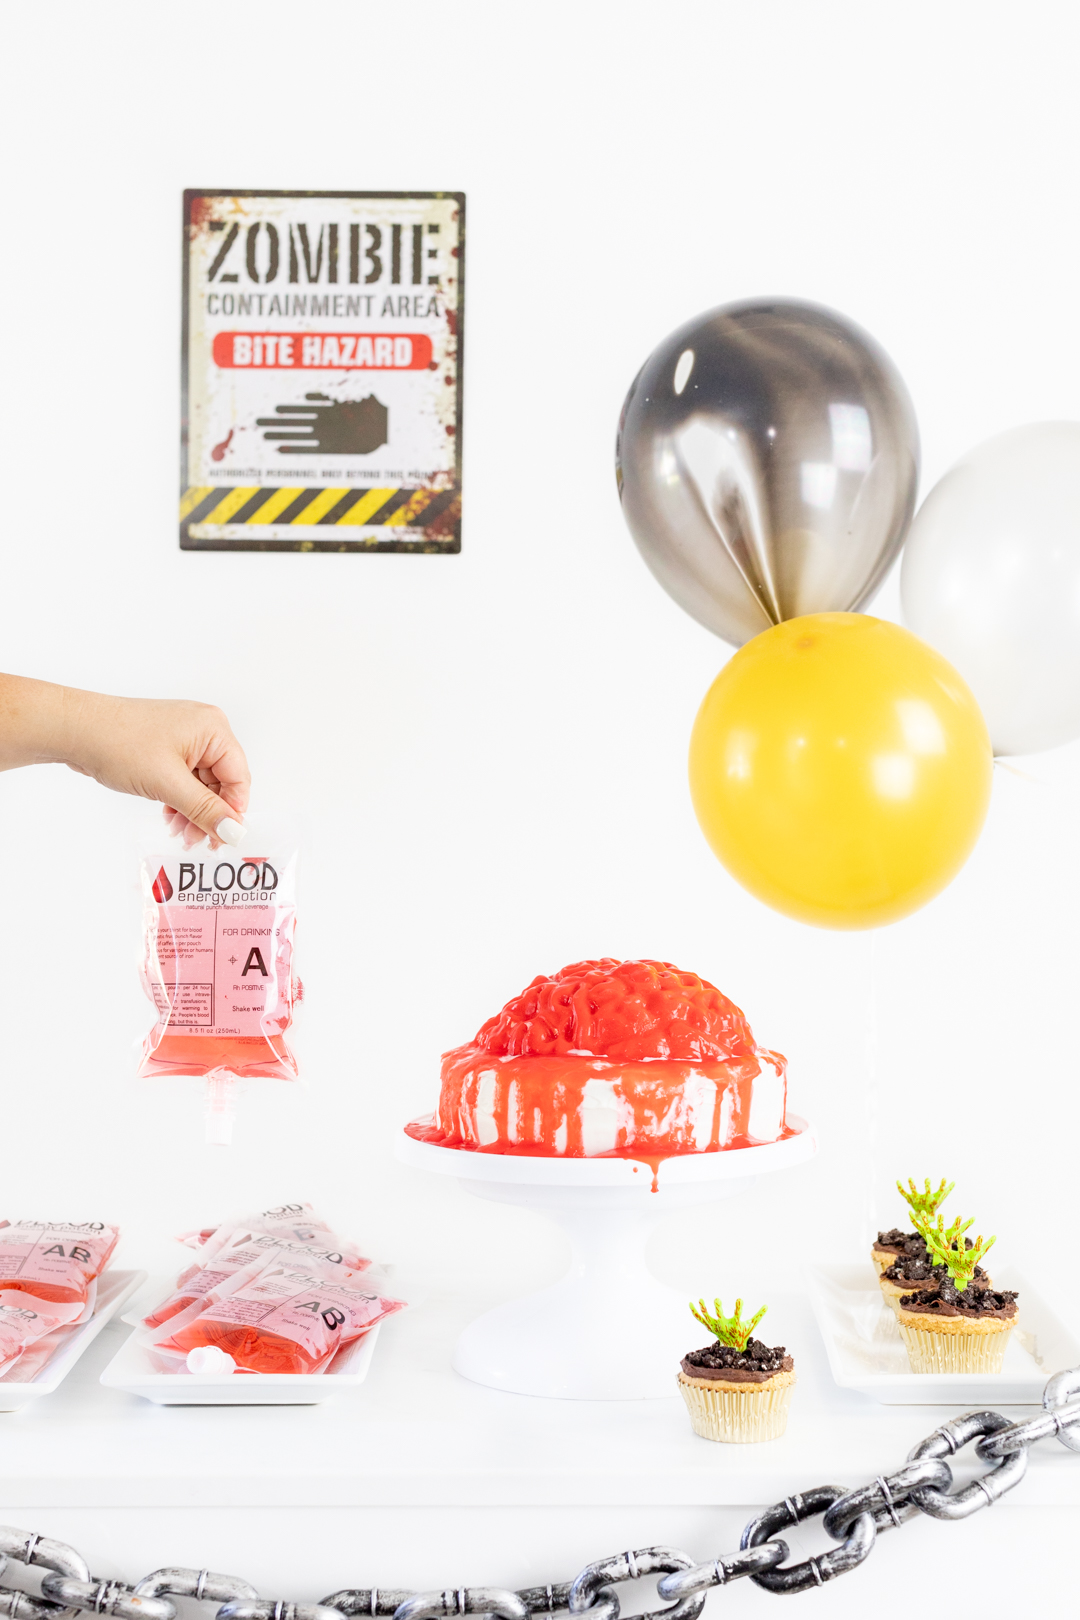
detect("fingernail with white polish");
top-left (216, 817), bottom-right (245, 847)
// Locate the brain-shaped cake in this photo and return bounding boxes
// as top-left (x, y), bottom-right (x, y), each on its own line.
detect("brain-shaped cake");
top-left (417, 959), bottom-right (787, 1161)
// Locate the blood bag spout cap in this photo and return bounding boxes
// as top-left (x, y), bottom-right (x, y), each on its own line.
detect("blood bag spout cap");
top-left (205, 1070), bottom-right (237, 1147)
top-left (186, 1345), bottom-right (237, 1375)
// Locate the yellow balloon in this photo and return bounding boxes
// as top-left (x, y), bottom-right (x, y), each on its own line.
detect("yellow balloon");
top-left (688, 614), bottom-right (993, 929)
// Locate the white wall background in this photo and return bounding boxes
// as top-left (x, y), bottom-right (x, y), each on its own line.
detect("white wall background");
top-left (1, 1), bottom-right (1078, 1330)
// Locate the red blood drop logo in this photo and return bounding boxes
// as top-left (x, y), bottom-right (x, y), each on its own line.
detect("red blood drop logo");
top-left (152, 866), bottom-right (173, 903)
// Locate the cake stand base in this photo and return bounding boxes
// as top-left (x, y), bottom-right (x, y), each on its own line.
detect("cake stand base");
top-left (397, 1118), bottom-right (816, 1400)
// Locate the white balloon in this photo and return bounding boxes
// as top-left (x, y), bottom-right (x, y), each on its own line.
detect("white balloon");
top-left (901, 422), bottom-right (1080, 755)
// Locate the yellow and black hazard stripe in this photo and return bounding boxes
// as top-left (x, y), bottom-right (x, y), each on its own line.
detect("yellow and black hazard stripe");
top-left (179, 484), bottom-right (460, 551)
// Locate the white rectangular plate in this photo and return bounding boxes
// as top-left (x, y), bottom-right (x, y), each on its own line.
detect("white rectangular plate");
top-left (0, 1269), bottom-right (147, 1412)
top-left (808, 1262), bottom-right (1080, 1405)
top-left (99, 1321), bottom-right (381, 1405)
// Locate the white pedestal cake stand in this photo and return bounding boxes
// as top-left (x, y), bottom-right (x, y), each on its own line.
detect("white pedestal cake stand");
top-left (396, 1115), bottom-right (816, 1400)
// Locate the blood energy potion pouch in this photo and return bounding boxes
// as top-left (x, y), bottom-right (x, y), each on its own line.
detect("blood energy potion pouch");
top-left (143, 1229), bottom-right (373, 1328)
top-left (138, 838), bottom-right (301, 1085)
top-left (0, 1221), bottom-right (119, 1308)
top-left (146, 1257), bottom-right (406, 1374)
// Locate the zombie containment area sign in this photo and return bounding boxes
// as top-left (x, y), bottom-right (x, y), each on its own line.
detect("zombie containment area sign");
top-left (181, 190), bottom-right (464, 552)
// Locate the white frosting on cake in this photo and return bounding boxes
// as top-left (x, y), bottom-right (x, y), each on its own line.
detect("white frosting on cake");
top-left (474, 1069), bottom-right (499, 1146)
top-left (458, 1060), bottom-right (785, 1154)
top-left (579, 1077), bottom-right (624, 1156)
top-left (747, 1065), bottom-right (784, 1142)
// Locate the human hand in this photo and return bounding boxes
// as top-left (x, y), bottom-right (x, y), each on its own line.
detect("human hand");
top-left (256, 392), bottom-right (388, 454)
top-left (61, 692), bottom-right (250, 848)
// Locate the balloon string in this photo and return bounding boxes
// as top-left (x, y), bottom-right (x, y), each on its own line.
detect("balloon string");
top-left (864, 928), bottom-right (880, 1254)
top-left (994, 758), bottom-right (1048, 785)
top-left (994, 757), bottom-right (1080, 787)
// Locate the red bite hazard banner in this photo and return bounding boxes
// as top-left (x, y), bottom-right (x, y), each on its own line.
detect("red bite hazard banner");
top-left (211, 331), bottom-right (433, 370)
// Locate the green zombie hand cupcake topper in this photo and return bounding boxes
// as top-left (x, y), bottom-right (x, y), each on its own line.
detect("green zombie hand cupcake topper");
top-left (689, 1296), bottom-right (768, 1353)
top-left (874, 1176), bottom-right (961, 1292)
top-left (915, 1213), bottom-right (996, 1293)
top-left (897, 1177), bottom-right (954, 1226)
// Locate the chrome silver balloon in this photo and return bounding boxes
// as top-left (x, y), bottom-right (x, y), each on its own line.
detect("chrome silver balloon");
top-left (616, 298), bottom-right (919, 647)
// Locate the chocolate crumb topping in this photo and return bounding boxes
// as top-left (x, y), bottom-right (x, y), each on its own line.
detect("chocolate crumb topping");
top-left (900, 1281), bottom-right (1018, 1320)
top-left (883, 1257), bottom-right (988, 1288)
top-left (681, 1337), bottom-right (793, 1383)
top-left (876, 1228), bottom-right (974, 1259)
top-left (875, 1227), bottom-right (924, 1254)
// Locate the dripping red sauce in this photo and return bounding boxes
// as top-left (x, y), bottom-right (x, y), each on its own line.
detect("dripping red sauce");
top-left (405, 1119), bottom-right (800, 1154)
top-left (405, 1118), bottom-right (800, 1192)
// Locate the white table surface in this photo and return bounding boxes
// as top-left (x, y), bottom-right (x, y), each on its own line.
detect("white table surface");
top-left (2, 1275), bottom-right (1078, 1512)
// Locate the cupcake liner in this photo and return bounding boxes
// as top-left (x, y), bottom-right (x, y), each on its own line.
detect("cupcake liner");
top-left (878, 1278), bottom-right (908, 1314)
top-left (677, 1370), bottom-right (794, 1442)
top-left (897, 1317), bottom-right (1014, 1374)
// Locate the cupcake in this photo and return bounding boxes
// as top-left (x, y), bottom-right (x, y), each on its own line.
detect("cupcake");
top-left (871, 1177), bottom-right (953, 1275)
top-left (897, 1285), bottom-right (1018, 1371)
top-left (896, 1215), bottom-right (1016, 1373)
top-left (879, 1246), bottom-right (991, 1315)
top-left (677, 1296), bottom-right (794, 1443)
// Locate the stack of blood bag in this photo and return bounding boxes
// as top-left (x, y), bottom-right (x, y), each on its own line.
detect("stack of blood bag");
top-left (141, 1202), bottom-right (403, 1375)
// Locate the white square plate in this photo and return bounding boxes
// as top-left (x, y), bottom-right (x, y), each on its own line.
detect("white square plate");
top-left (98, 1320), bottom-right (381, 1405)
top-left (807, 1262), bottom-right (1080, 1405)
top-left (0, 1269), bottom-right (147, 1413)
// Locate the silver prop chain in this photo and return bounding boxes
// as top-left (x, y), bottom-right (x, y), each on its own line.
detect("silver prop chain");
top-left (2, 1364), bottom-right (1079, 1612)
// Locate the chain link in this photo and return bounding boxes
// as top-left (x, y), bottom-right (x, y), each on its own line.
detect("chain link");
top-left (1041, 1368), bottom-right (1080, 1452)
top-left (654, 1548), bottom-right (785, 1600)
top-left (975, 1399), bottom-right (1080, 1459)
top-left (740, 1487), bottom-right (876, 1593)
top-left (509, 1584), bottom-right (574, 1616)
top-left (393, 1591), bottom-right (528, 1620)
top-left (0, 1588), bottom-right (66, 1620)
top-left (569, 1547), bottom-right (705, 1620)
top-left (321, 1593), bottom-right (417, 1617)
top-left (820, 1457), bottom-right (952, 1539)
top-left (0, 1533), bottom-right (88, 1583)
top-left (39, 1577), bottom-right (175, 1620)
top-left (134, 1572), bottom-right (258, 1605)
top-left (906, 1411), bottom-right (1028, 1518)
top-left (217, 1602), bottom-right (342, 1620)
top-left (0, 1359), bottom-right (1076, 1609)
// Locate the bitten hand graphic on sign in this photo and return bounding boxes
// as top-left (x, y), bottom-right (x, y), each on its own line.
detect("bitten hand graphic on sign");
top-left (256, 393), bottom-right (389, 454)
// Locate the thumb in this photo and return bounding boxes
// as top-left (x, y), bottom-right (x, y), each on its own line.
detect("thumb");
top-left (160, 771), bottom-right (245, 844)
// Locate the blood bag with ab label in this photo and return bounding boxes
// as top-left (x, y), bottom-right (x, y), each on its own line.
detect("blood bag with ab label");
top-left (0, 1221), bottom-right (119, 1308)
top-left (144, 1229), bottom-right (373, 1328)
top-left (146, 1257), bottom-right (406, 1375)
top-left (139, 841), bottom-right (301, 1084)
